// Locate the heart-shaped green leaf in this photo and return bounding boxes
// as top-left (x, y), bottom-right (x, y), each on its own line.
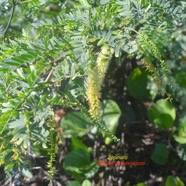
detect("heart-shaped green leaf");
top-left (148, 99), bottom-right (176, 130)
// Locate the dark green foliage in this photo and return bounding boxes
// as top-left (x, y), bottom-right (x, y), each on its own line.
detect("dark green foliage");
top-left (127, 67), bottom-right (157, 100)
top-left (151, 143), bottom-right (169, 165)
top-left (61, 112), bottom-right (90, 138)
top-left (0, 0), bottom-right (186, 185)
top-left (63, 148), bottom-right (98, 181)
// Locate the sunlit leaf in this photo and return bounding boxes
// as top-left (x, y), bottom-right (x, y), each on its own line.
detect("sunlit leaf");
top-left (147, 99), bottom-right (176, 130)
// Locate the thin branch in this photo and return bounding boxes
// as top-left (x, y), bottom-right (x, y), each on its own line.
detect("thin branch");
top-left (44, 55), bottom-right (67, 82)
top-left (45, 68), bottom-right (54, 82)
top-left (3, 0), bottom-right (16, 42)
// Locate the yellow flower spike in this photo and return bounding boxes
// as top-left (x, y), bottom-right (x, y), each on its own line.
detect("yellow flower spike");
top-left (97, 45), bottom-right (114, 82)
top-left (86, 45), bottom-right (114, 119)
top-left (86, 67), bottom-right (101, 119)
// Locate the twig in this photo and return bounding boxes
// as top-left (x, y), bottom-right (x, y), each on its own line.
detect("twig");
top-left (44, 55), bottom-right (67, 82)
top-left (45, 69), bottom-right (54, 82)
top-left (3, 0), bottom-right (16, 42)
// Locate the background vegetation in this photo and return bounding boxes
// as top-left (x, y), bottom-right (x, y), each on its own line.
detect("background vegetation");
top-left (0, 0), bottom-right (186, 185)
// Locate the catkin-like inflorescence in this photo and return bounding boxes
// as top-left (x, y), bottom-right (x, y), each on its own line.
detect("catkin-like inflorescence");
top-left (86, 45), bottom-right (114, 119)
top-left (97, 45), bottom-right (114, 82)
top-left (86, 68), bottom-right (101, 119)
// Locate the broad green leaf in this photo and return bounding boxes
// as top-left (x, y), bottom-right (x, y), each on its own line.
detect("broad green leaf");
top-left (61, 111), bottom-right (90, 137)
top-left (151, 143), bottom-right (169, 165)
top-left (165, 176), bottom-right (185, 186)
top-left (71, 137), bottom-right (89, 151)
top-left (147, 99), bottom-right (176, 130)
top-left (63, 149), bottom-right (90, 172)
top-left (127, 67), bottom-right (157, 100)
top-left (82, 179), bottom-right (92, 186)
top-left (174, 119), bottom-right (186, 144)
